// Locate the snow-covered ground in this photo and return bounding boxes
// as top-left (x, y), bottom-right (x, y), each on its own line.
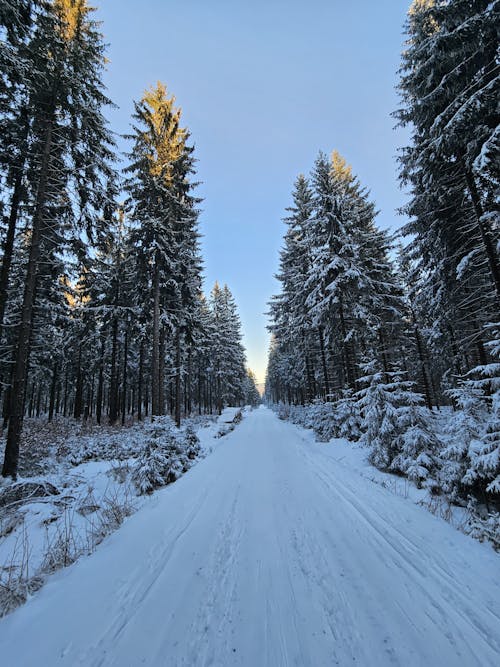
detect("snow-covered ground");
top-left (0, 406), bottom-right (499, 666)
top-left (0, 409), bottom-right (240, 615)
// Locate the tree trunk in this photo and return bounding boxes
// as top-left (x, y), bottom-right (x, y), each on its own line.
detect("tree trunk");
top-left (158, 327), bottom-right (165, 415)
top-left (108, 317), bottom-right (119, 424)
top-left (48, 361), bottom-right (58, 422)
top-left (2, 117), bottom-right (54, 479)
top-left (73, 345), bottom-right (83, 420)
top-left (378, 328), bottom-right (390, 382)
top-left (0, 107), bottom-right (29, 337)
top-left (463, 167), bottom-right (500, 304)
top-left (121, 326), bottom-right (128, 426)
top-left (96, 336), bottom-right (105, 425)
top-left (175, 329), bottom-right (182, 428)
top-left (197, 362), bottom-right (202, 415)
top-left (186, 346), bottom-right (192, 416)
top-left (0, 172), bottom-right (23, 333)
top-left (302, 332), bottom-right (315, 401)
top-left (63, 371), bottom-right (69, 418)
top-left (414, 326), bottom-right (433, 410)
top-left (338, 295), bottom-right (356, 390)
top-left (137, 340), bottom-right (143, 421)
top-left (318, 326), bottom-right (330, 397)
top-left (151, 265), bottom-right (160, 416)
top-left (35, 382), bottom-right (42, 417)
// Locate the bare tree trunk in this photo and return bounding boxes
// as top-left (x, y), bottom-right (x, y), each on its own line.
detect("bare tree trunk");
top-left (159, 327), bottom-right (165, 415)
top-left (378, 328), bottom-right (390, 382)
top-left (35, 382), bottom-right (42, 417)
top-left (151, 265), bottom-right (160, 416)
top-left (2, 363), bottom-right (14, 430)
top-left (73, 345), bottom-right (83, 420)
top-left (186, 346), bottom-right (192, 416)
top-left (108, 318), bottom-right (119, 424)
top-left (318, 326), bottom-right (330, 397)
top-left (63, 371), bottom-right (69, 417)
top-left (197, 362), bottom-right (202, 415)
top-left (48, 361), bottom-right (58, 422)
top-left (338, 295), bottom-right (356, 390)
top-left (96, 336), bottom-right (105, 425)
top-left (137, 340), bottom-right (143, 421)
top-left (121, 326), bottom-right (128, 426)
top-left (302, 332), bottom-right (315, 401)
top-left (414, 324), bottom-right (433, 410)
top-left (175, 329), bottom-right (181, 428)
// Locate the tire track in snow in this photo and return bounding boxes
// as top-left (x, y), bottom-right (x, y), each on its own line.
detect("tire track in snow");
top-left (298, 444), bottom-right (500, 665)
top-left (0, 407), bottom-right (499, 667)
top-left (83, 484), bottom-right (212, 666)
top-left (186, 486), bottom-right (244, 667)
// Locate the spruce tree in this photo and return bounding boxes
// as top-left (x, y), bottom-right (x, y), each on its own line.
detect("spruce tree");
top-left (125, 82), bottom-right (201, 422)
top-left (2, 0), bottom-right (114, 478)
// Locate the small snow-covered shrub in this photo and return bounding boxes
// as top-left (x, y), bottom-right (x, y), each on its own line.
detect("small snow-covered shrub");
top-left (216, 409), bottom-right (244, 437)
top-left (440, 385), bottom-right (485, 499)
top-left (357, 367), bottom-right (402, 469)
top-left (288, 404), bottom-right (310, 428)
top-left (132, 426), bottom-right (174, 495)
top-left (465, 498), bottom-right (500, 551)
top-left (276, 402), bottom-right (291, 420)
top-left (286, 403), bottom-right (335, 441)
top-left (310, 402), bottom-right (339, 442)
top-left (132, 422), bottom-right (201, 495)
top-left (464, 419), bottom-right (500, 494)
top-left (274, 398), bottom-right (360, 443)
top-left (357, 363), bottom-right (438, 484)
top-left (184, 426), bottom-right (201, 459)
top-left (334, 391), bottom-right (362, 441)
top-left (390, 407), bottom-right (439, 488)
top-left (441, 325), bottom-right (500, 500)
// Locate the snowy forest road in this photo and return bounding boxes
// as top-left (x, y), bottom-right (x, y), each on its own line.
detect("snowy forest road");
top-left (1, 407), bottom-right (499, 666)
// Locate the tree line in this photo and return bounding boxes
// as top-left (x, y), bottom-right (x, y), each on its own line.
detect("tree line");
top-left (267, 0), bottom-right (499, 503)
top-left (0, 0), bottom-right (258, 479)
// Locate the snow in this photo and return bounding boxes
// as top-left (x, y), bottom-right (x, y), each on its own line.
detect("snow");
top-left (0, 406), bottom-right (499, 666)
top-left (0, 412), bottom-right (230, 613)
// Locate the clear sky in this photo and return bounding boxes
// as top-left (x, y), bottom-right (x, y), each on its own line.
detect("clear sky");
top-left (94, 0), bottom-right (411, 386)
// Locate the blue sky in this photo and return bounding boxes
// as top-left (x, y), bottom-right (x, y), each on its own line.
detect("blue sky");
top-left (95, 0), bottom-right (411, 385)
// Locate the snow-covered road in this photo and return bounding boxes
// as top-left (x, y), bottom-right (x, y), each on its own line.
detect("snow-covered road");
top-left (1, 406), bottom-right (499, 666)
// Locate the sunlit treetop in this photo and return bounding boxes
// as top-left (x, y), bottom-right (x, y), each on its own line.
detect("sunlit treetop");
top-left (330, 150), bottom-right (353, 185)
top-left (54, 0), bottom-right (94, 43)
top-left (407, 0), bottom-right (439, 36)
top-left (137, 81), bottom-right (188, 184)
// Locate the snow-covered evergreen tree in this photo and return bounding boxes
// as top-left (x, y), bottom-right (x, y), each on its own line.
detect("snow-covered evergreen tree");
top-left (395, 0), bottom-right (499, 389)
top-left (125, 82), bottom-right (202, 423)
top-left (356, 361), bottom-right (438, 486)
top-left (2, 0), bottom-right (115, 478)
top-left (209, 282), bottom-right (247, 412)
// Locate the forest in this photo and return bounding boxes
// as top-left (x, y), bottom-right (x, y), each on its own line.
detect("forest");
top-left (0, 0), bottom-right (499, 659)
top-left (0, 0), bottom-right (260, 481)
top-left (266, 0), bottom-right (499, 515)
